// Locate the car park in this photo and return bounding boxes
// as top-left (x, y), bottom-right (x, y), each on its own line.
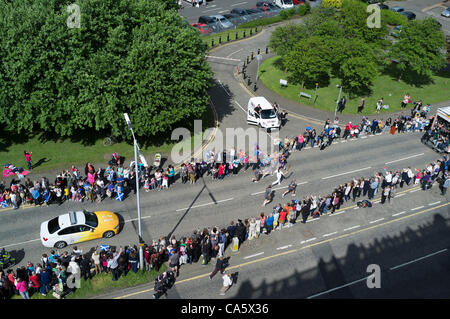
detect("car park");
top-left (230, 8), bottom-right (255, 22)
top-left (390, 6), bottom-right (404, 13)
top-left (400, 11), bottom-right (416, 20)
top-left (441, 7), bottom-right (450, 18)
top-left (191, 23), bottom-right (212, 34)
top-left (246, 8), bottom-right (267, 19)
top-left (40, 210), bottom-right (120, 249)
top-left (223, 13), bottom-right (245, 26)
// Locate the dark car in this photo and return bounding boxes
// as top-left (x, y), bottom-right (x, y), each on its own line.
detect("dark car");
top-left (246, 8), bottom-right (267, 19)
top-left (400, 11), bottom-right (416, 20)
top-left (390, 6), bottom-right (404, 13)
top-left (230, 8), bottom-right (254, 22)
top-left (377, 3), bottom-right (389, 10)
top-left (223, 13), bottom-right (244, 26)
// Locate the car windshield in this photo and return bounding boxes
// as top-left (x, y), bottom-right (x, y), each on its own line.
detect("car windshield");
top-left (84, 211), bottom-right (98, 228)
top-left (261, 109), bottom-right (277, 119)
top-left (48, 217), bottom-right (60, 234)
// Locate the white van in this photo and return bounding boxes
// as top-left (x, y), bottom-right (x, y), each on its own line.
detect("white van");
top-left (274, 0), bottom-right (294, 9)
top-left (247, 96), bottom-right (280, 131)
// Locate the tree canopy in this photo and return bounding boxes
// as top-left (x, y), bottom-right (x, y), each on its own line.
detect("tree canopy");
top-left (0, 0), bottom-right (212, 140)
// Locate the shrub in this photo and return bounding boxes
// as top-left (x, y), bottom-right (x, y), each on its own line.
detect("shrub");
top-left (297, 3), bottom-right (310, 16)
top-left (381, 9), bottom-right (408, 26)
top-left (321, 0), bottom-right (343, 8)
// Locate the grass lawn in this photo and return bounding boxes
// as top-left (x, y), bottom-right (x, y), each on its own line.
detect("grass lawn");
top-left (259, 56), bottom-right (450, 115)
top-left (0, 107), bottom-right (211, 174)
top-left (12, 266), bottom-right (165, 299)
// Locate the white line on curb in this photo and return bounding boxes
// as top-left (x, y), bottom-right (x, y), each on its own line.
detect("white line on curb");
top-left (306, 218), bottom-right (320, 223)
top-left (331, 211), bottom-right (346, 216)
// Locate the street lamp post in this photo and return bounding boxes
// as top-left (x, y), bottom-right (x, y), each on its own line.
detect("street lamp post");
top-left (123, 113), bottom-right (144, 271)
top-left (335, 85), bottom-right (343, 119)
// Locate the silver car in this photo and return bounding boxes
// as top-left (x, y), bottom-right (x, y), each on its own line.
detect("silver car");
top-left (208, 15), bottom-right (235, 30)
top-left (442, 8), bottom-right (450, 18)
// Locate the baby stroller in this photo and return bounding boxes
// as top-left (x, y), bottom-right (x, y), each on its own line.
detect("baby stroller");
top-left (153, 271), bottom-right (175, 299)
top-left (153, 153), bottom-right (162, 169)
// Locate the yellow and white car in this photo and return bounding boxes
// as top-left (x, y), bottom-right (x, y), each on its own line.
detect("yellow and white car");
top-left (40, 210), bottom-right (120, 249)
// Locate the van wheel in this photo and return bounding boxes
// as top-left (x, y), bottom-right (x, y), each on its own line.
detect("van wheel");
top-left (103, 231), bottom-right (115, 238)
top-left (55, 241), bottom-right (67, 249)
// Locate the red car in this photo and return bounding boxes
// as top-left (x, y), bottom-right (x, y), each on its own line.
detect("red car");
top-left (191, 23), bottom-right (212, 35)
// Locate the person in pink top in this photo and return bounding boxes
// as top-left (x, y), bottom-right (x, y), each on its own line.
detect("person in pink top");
top-left (16, 277), bottom-right (30, 299)
top-left (24, 151), bottom-right (32, 170)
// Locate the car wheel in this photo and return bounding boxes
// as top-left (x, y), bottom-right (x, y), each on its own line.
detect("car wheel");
top-left (103, 231), bottom-right (115, 238)
top-left (55, 241), bottom-right (67, 249)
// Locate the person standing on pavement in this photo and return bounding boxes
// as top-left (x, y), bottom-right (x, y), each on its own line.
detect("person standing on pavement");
top-left (108, 247), bottom-right (122, 281)
top-left (209, 256), bottom-right (226, 280)
top-left (441, 173), bottom-right (450, 196)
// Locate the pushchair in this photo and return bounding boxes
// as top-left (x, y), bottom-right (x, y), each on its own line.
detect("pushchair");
top-left (153, 153), bottom-right (162, 169)
top-left (153, 271), bottom-right (175, 299)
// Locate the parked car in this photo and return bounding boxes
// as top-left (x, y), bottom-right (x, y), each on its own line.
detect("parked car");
top-left (400, 11), bottom-right (416, 20)
top-left (390, 6), bottom-right (404, 13)
top-left (390, 25), bottom-right (402, 38)
top-left (223, 13), bottom-right (245, 26)
top-left (230, 8), bottom-right (255, 22)
top-left (256, 1), bottom-right (282, 14)
top-left (292, 0), bottom-right (305, 4)
top-left (198, 15), bottom-right (223, 32)
top-left (208, 14), bottom-right (235, 30)
top-left (246, 8), bottom-right (267, 19)
top-left (274, 0), bottom-right (294, 9)
top-left (191, 23), bottom-right (212, 34)
top-left (377, 3), bottom-right (389, 10)
top-left (441, 7), bottom-right (450, 18)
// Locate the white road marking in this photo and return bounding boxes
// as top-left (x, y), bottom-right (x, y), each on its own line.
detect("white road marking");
top-left (2, 238), bottom-right (41, 249)
top-left (369, 218), bottom-right (384, 224)
top-left (428, 201), bottom-right (441, 206)
top-left (226, 48), bottom-right (242, 58)
top-left (234, 100), bottom-right (247, 113)
top-left (205, 55), bottom-right (241, 62)
top-left (411, 205), bottom-right (425, 211)
top-left (217, 79), bottom-right (231, 97)
top-left (361, 136), bottom-right (367, 139)
top-left (353, 207), bottom-right (359, 210)
top-left (218, 10), bottom-right (228, 13)
top-left (251, 182), bottom-right (308, 196)
top-left (322, 167), bottom-right (371, 180)
top-left (307, 276), bottom-right (370, 299)
top-left (231, 2), bottom-right (248, 6)
top-left (390, 249), bottom-right (448, 270)
top-left (175, 198), bottom-right (234, 212)
top-left (409, 189), bottom-right (420, 193)
top-left (343, 225), bottom-right (360, 232)
top-left (396, 193), bottom-right (405, 198)
top-left (340, 140), bottom-right (347, 143)
top-left (331, 211), bottom-right (346, 216)
top-left (243, 252), bottom-right (264, 259)
top-left (301, 237), bottom-right (317, 244)
top-left (125, 215), bottom-right (152, 223)
top-left (322, 232), bottom-right (338, 238)
top-left (385, 153), bottom-right (424, 165)
top-left (276, 245), bottom-right (292, 250)
top-left (306, 218), bottom-right (320, 223)
top-left (392, 211), bottom-right (406, 217)
top-left (202, 7), bottom-right (223, 13)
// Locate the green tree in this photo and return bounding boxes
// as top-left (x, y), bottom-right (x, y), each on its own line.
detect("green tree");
top-left (284, 36), bottom-right (332, 89)
top-left (389, 17), bottom-right (446, 82)
top-left (0, 0), bottom-right (212, 140)
top-left (340, 56), bottom-right (378, 97)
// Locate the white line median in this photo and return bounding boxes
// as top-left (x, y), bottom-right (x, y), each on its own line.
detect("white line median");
top-left (343, 225), bottom-right (360, 232)
top-left (301, 237), bottom-right (317, 244)
top-left (428, 201), bottom-right (441, 206)
top-left (322, 232), bottom-right (338, 238)
top-left (385, 153), bottom-right (424, 165)
top-left (392, 211), bottom-right (406, 217)
top-left (390, 249), bottom-right (448, 270)
top-left (322, 167), bottom-right (371, 180)
top-left (175, 198), bottom-right (234, 212)
top-left (243, 252), bottom-right (264, 259)
top-left (411, 205), bottom-right (425, 211)
top-left (369, 218), bottom-right (384, 224)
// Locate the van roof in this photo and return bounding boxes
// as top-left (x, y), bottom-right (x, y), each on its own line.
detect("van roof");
top-left (249, 96), bottom-right (273, 110)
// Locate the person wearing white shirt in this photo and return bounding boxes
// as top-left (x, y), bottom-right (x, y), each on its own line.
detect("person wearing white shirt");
top-left (220, 273), bottom-right (233, 295)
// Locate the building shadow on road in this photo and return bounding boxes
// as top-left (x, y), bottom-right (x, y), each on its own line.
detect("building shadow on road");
top-left (228, 213), bottom-right (450, 299)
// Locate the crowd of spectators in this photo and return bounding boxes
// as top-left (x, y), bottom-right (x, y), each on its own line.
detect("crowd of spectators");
top-left (2, 152), bottom-right (448, 299)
